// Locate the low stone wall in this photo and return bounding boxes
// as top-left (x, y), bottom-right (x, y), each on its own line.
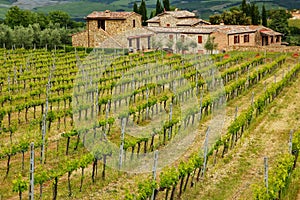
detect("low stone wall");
top-left (228, 45), bottom-right (300, 53)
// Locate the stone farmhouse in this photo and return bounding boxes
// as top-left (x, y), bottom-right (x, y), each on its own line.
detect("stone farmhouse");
top-left (146, 9), bottom-right (211, 27)
top-left (72, 9), bottom-right (283, 53)
top-left (209, 25), bottom-right (282, 51)
top-left (72, 10), bottom-right (146, 48)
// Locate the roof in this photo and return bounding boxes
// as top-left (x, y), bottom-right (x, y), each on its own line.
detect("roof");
top-left (176, 18), bottom-right (211, 26)
top-left (146, 26), bottom-right (214, 34)
top-left (260, 30), bottom-right (283, 36)
top-left (160, 10), bottom-right (196, 18)
top-left (203, 25), bottom-right (262, 34)
top-left (146, 16), bottom-right (160, 23)
top-left (147, 10), bottom-right (196, 23)
top-left (86, 10), bottom-right (138, 20)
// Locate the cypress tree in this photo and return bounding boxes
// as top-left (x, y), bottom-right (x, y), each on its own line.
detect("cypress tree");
top-left (240, 0), bottom-right (249, 16)
top-left (262, 4), bottom-right (267, 26)
top-left (139, 0), bottom-right (148, 26)
top-left (250, 3), bottom-right (260, 25)
top-left (133, 2), bottom-right (139, 14)
top-left (156, 0), bottom-right (163, 16)
top-left (163, 0), bottom-right (170, 11)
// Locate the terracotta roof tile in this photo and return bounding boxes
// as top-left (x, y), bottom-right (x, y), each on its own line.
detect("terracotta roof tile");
top-left (146, 26), bottom-right (214, 34)
top-left (157, 10), bottom-right (196, 18)
top-left (146, 16), bottom-right (160, 23)
top-left (86, 10), bottom-right (137, 19)
top-left (177, 18), bottom-right (211, 26)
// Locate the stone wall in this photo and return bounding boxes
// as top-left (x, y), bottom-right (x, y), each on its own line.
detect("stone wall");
top-left (211, 31), bottom-right (227, 51)
top-left (159, 14), bottom-right (178, 27)
top-left (228, 32), bottom-right (256, 47)
top-left (228, 45), bottom-right (300, 53)
top-left (72, 30), bottom-right (88, 47)
top-left (72, 13), bottom-right (142, 48)
top-left (153, 32), bottom-right (210, 53)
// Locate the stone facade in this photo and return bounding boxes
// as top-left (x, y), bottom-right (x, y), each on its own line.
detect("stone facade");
top-left (72, 9), bottom-right (283, 53)
top-left (72, 10), bottom-right (142, 48)
top-left (146, 27), bottom-right (213, 53)
top-left (211, 25), bottom-right (282, 52)
top-left (147, 10), bottom-right (210, 27)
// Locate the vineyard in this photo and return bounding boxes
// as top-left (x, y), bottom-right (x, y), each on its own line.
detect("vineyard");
top-left (0, 47), bottom-right (300, 200)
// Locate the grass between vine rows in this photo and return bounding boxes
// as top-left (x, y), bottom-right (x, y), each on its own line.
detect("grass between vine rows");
top-left (182, 58), bottom-right (300, 200)
top-left (1, 49), bottom-right (299, 200)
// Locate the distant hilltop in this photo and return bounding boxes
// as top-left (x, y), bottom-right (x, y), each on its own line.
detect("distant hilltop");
top-left (1, 0), bottom-right (300, 20)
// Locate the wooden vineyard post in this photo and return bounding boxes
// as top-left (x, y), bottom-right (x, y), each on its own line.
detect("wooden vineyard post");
top-left (264, 82), bottom-right (267, 92)
top-left (168, 103), bottom-right (173, 139)
top-left (289, 130), bottom-right (294, 154)
top-left (201, 127), bottom-right (210, 177)
top-left (146, 88), bottom-right (149, 119)
top-left (198, 91), bottom-right (203, 121)
top-left (151, 150), bottom-right (159, 200)
top-left (95, 85), bottom-right (99, 117)
top-left (235, 106), bottom-right (238, 120)
top-left (251, 92), bottom-right (254, 106)
top-left (29, 142), bottom-right (34, 200)
top-left (41, 63), bottom-right (55, 164)
top-left (247, 67), bottom-right (250, 88)
top-left (119, 118), bottom-right (126, 170)
top-left (264, 157), bottom-right (269, 195)
top-left (274, 75), bottom-right (276, 83)
top-left (256, 64), bottom-right (259, 83)
top-left (41, 83), bottom-right (49, 165)
top-left (195, 68), bottom-right (199, 96)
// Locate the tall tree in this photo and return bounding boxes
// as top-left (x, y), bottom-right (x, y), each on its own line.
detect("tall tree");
top-left (48, 11), bottom-right (71, 28)
top-left (250, 3), bottom-right (260, 25)
top-left (139, 0), bottom-right (148, 26)
top-left (262, 4), bottom-right (267, 26)
top-left (268, 9), bottom-right (291, 39)
top-left (0, 24), bottom-right (13, 48)
top-left (14, 26), bottom-right (34, 48)
top-left (240, 0), bottom-right (249, 16)
top-left (163, 0), bottom-right (170, 11)
top-left (133, 2), bottom-right (139, 14)
top-left (156, 0), bottom-right (163, 16)
top-left (204, 35), bottom-right (218, 54)
top-left (209, 14), bottom-right (222, 25)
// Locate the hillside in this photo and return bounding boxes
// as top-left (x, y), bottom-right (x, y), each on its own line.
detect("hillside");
top-left (0, 0), bottom-right (300, 20)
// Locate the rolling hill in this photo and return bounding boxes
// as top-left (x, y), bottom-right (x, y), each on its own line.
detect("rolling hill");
top-left (0, 0), bottom-right (299, 21)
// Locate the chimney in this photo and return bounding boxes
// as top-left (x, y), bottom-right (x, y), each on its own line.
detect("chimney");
top-left (105, 10), bottom-right (110, 16)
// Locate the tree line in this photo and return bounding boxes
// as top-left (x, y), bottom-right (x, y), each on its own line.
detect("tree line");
top-left (0, 6), bottom-right (85, 49)
top-left (209, 0), bottom-right (298, 45)
top-left (133, 0), bottom-right (172, 25)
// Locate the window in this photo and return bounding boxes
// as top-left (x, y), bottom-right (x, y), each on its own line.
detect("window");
top-left (169, 35), bottom-right (173, 40)
top-left (98, 20), bottom-right (105, 30)
top-left (276, 36), bottom-right (280, 43)
top-left (133, 20), bottom-right (136, 28)
top-left (198, 35), bottom-right (203, 43)
top-left (244, 34), bottom-right (249, 43)
top-left (181, 35), bottom-right (185, 42)
top-left (270, 36), bottom-right (274, 43)
top-left (234, 35), bottom-right (240, 44)
top-left (166, 23), bottom-right (170, 27)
